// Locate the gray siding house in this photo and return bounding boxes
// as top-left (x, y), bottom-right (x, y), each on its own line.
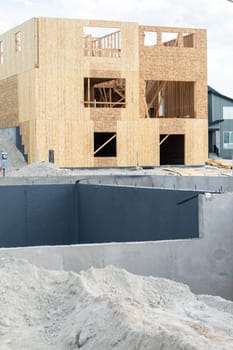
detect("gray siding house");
top-left (208, 86), bottom-right (233, 159)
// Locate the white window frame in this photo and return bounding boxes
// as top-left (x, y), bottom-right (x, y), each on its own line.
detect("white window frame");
top-left (223, 106), bottom-right (233, 119)
top-left (223, 131), bottom-right (233, 149)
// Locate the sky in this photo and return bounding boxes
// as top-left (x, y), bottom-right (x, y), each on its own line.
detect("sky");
top-left (0, 0), bottom-right (232, 98)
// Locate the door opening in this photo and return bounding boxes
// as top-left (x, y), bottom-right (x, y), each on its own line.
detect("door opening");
top-left (160, 134), bottom-right (184, 165)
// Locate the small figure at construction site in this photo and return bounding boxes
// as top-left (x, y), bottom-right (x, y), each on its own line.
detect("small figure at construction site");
top-left (1, 152), bottom-right (8, 177)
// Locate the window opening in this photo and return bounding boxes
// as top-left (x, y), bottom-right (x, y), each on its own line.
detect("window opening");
top-left (223, 131), bottom-right (233, 149)
top-left (223, 106), bottom-right (233, 119)
top-left (162, 32), bottom-right (179, 47)
top-left (83, 26), bottom-right (121, 57)
top-left (160, 134), bottom-right (185, 165)
top-left (144, 31), bottom-right (157, 46)
top-left (84, 77), bottom-right (125, 108)
top-left (144, 80), bottom-right (195, 118)
top-left (15, 31), bottom-right (22, 52)
top-left (94, 132), bottom-right (117, 157)
top-left (0, 41), bottom-right (3, 64)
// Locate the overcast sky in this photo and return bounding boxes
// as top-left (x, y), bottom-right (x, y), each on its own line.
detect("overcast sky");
top-left (0, 0), bottom-right (232, 97)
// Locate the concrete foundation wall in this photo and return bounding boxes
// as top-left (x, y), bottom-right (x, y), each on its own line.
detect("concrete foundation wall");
top-left (1, 174), bottom-right (233, 192)
top-left (0, 183), bottom-right (200, 247)
top-left (77, 184), bottom-right (200, 243)
top-left (0, 184), bottom-right (76, 247)
top-left (1, 192), bottom-right (233, 300)
top-left (81, 174), bottom-right (233, 192)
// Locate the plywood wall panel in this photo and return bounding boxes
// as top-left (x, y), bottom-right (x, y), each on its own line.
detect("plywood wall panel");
top-left (0, 18), bottom-right (207, 167)
top-left (117, 120), bottom-right (159, 166)
top-left (35, 119), bottom-right (94, 167)
top-left (159, 118), bottom-right (186, 134)
top-left (18, 70), bottom-right (36, 123)
top-left (0, 19), bottom-right (36, 79)
top-left (0, 75), bottom-right (18, 127)
top-left (185, 119), bottom-right (208, 165)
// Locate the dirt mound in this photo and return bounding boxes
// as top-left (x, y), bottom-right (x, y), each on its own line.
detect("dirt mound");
top-left (0, 258), bottom-right (233, 349)
top-left (9, 161), bottom-right (71, 177)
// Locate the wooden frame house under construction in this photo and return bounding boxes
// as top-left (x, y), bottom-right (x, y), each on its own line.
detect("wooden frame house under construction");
top-left (0, 18), bottom-right (208, 167)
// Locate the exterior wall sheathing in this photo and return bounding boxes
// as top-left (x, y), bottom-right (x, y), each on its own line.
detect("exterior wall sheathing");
top-left (0, 18), bottom-right (208, 167)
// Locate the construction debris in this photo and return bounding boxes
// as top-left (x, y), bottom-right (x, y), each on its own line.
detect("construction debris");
top-left (9, 161), bottom-right (71, 177)
top-left (207, 159), bottom-right (232, 169)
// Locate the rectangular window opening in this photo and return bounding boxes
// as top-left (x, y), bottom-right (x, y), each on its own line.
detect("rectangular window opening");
top-left (84, 77), bottom-right (126, 108)
top-left (15, 31), bottom-right (22, 52)
top-left (94, 132), bottom-right (117, 157)
top-left (223, 131), bottom-right (233, 149)
top-left (162, 32), bottom-right (179, 47)
top-left (145, 80), bottom-right (195, 118)
top-left (0, 41), bottom-right (3, 64)
top-left (223, 106), bottom-right (233, 119)
top-left (144, 31), bottom-right (157, 46)
top-left (83, 26), bottom-right (121, 57)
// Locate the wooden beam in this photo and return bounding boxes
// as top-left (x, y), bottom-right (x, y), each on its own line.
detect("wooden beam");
top-left (94, 134), bottom-right (116, 155)
top-left (144, 96), bottom-right (149, 118)
top-left (103, 87), bottom-right (108, 102)
top-left (109, 88), bottom-right (112, 104)
top-left (148, 81), bottom-right (165, 110)
top-left (112, 96), bottom-right (124, 107)
top-left (98, 87), bottom-right (105, 103)
top-left (113, 87), bottom-right (124, 99)
top-left (87, 78), bottom-right (90, 106)
top-left (82, 101), bottom-right (126, 106)
top-left (160, 134), bottom-right (170, 146)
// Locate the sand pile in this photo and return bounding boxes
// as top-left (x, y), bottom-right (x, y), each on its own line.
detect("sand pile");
top-left (9, 161), bottom-right (71, 177)
top-left (0, 258), bottom-right (233, 350)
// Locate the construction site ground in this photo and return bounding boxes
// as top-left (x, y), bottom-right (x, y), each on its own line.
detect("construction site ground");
top-left (3, 158), bottom-right (233, 178)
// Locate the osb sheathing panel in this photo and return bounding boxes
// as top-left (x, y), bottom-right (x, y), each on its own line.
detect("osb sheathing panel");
top-left (0, 75), bottom-right (18, 127)
top-left (159, 118), bottom-right (208, 165)
top-left (0, 18), bottom-right (207, 167)
top-left (185, 119), bottom-right (208, 165)
top-left (35, 67), bottom-right (83, 120)
top-left (159, 118), bottom-right (186, 135)
top-left (38, 18), bottom-right (84, 68)
top-left (35, 119), bottom-right (94, 167)
top-left (89, 108), bottom-right (120, 132)
top-left (121, 22), bottom-right (140, 120)
top-left (18, 70), bottom-right (36, 123)
top-left (117, 120), bottom-right (159, 166)
top-left (0, 18), bottom-right (36, 79)
top-left (94, 157), bottom-right (117, 167)
top-left (84, 59), bottom-right (121, 73)
top-left (139, 26), bottom-right (207, 119)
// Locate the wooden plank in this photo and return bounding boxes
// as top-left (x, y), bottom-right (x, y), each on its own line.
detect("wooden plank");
top-left (94, 133), bottom-right (116, 155)
top-left (160, 134), bottom-right (170, 145)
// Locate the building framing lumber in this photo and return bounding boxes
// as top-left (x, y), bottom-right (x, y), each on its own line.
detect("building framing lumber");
top-left (94, 134), bottom-right (116, 155)
top-left (0, 18), bottom-right (208, 167)
top-left (160, 134), bottom-right (170, 146)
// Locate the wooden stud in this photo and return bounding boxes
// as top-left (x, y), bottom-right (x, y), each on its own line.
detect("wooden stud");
top-left (160, 134), bottom-right (170, 145)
